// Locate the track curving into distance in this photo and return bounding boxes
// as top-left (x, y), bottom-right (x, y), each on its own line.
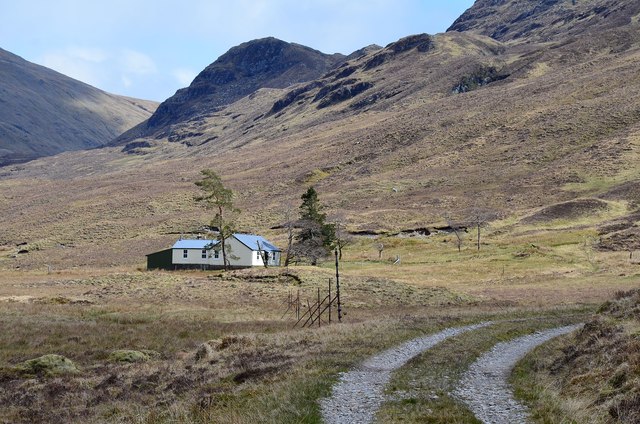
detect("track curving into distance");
top-left (319, 322), bottom-right (492, 424)
top-left (454, 324), bottom-right (582, 424)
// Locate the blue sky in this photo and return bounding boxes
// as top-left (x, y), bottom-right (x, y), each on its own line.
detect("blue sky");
top-left (1, 0), bottom-right (474, 102)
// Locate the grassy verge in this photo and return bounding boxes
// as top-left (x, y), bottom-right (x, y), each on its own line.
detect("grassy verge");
top-left (511, 289), bottom-right (640, 424)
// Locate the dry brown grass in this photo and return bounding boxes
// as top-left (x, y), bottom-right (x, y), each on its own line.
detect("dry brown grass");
top-left (0, 222), bottom-right (637, 422)
top-left (0, 264), bottom-right (478, 423)
top-left (512, 289), bottom-right (640, 423)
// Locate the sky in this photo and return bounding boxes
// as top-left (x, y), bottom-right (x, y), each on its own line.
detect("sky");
top-left (1, 0), bottom-right (475, 102)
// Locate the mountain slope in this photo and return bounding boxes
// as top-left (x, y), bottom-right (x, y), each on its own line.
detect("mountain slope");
top-left (447, 0), bottom-right (640, 42)
top-left (117, 37), bottom-right (346, 142)
top-left (0, 48), bottom-right (157, 166)
top-left (1, 0), bottom-right (640, 269)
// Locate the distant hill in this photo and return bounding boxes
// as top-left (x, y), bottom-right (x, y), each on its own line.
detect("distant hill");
top-left (116, 37), bottom-right (346, 143)
top-left (0, 48), bottom-right (157, 166)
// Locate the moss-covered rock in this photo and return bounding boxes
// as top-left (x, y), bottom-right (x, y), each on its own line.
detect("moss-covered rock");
top-left (108, 349), bottom-right (159, 363)
top-left (15, 354), bottom-right (79, 377)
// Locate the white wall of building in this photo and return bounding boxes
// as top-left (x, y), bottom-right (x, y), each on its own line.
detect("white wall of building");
top-left (172, 248), bottom-right (210, 265)
top-left (172, 248), bottom-right (226, 266)
top-left (226, 237), bottom-right (254, 267)
top-left (170, 235), bottom-right (281, 268)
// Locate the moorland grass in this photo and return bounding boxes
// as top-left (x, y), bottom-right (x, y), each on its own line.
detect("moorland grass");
top-left (0, 226), bottom-right (637, 422)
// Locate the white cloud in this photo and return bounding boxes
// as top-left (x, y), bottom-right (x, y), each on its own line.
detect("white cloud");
top-left (40, 47), bottom-right (108, 87)
top-left (39, 46), bottom-right (160, 96)
top-left (119, 49), bottom-right (157, 75)
top-left (171, 68), bottom-right (198, 87)
top-left (65, 47), bottom-right (108, 63)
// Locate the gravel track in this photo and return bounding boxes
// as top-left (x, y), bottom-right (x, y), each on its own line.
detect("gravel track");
top-left (319, 322), bottom-right (492, 424)
top-left (454, 324), bottom-right (582, 424)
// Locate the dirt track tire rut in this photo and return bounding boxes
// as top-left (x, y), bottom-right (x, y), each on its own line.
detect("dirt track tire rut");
top-left (319, 322), bottom-right (492, 424)
top-left (453, 324), bottom-right (582, 424)
top-left (320, 322), bottom-right (581, 424)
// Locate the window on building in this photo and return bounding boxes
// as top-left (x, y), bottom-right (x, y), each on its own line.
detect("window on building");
top-left (214, 250), bottom-right (219, 259)
top-left (202, 249), bottom-right (207, 259)
top-left (183, 249), bottom-right (188, 258)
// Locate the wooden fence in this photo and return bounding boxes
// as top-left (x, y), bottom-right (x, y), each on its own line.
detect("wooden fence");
top-left (282, 280), bottom-right (339, 328)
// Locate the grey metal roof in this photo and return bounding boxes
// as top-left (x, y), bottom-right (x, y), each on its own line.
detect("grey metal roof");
top-left (233, 234), bottom-right (281, 252)
top-left (172, 239), bottom-right (218, 249)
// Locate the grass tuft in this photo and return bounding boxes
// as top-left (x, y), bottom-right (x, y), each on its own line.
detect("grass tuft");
top-left (14, 354), bottom-right (79, 377)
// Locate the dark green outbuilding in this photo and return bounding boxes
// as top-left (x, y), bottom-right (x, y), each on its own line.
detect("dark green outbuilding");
top-left (146, 248), bottom-right (173, 270)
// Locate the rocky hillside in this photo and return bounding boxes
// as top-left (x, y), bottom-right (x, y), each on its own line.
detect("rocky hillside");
top-left (448, 0), bottom-right (640, 42)
top-left (117, 37), bottom-right (346, 142)
top-left (0, 48), bottom-right (157, 166)
top-left (1, 0), bottom-right (639, 268)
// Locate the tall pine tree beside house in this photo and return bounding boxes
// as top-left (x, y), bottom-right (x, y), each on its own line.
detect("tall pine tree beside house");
top-left (194, 169), bottom-right (239, 270)
top-left (294, 187), bottom-right (335, 265)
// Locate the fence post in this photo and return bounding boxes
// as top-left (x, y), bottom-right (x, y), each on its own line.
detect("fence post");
top-left (335, 249), bottom-right (342, 323)
top-left (317, 287), bottom-right (321, 327)
top-left (297, 288), bottom-right (300, 320)
top-left (328, 278), bottom-right (332, 323)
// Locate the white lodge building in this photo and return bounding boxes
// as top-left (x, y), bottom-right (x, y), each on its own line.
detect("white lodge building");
top-left (170, 233), bottom-right (281, 269)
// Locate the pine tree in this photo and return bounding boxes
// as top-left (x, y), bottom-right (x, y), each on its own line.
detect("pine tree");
top-left (294, 187), bottom-right (335, 265)
top-left (194, 169), bottom-right (239, 269)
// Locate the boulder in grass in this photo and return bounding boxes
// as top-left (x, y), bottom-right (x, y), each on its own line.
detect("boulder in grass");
top-left (15, 354), bottom-right (79, 377)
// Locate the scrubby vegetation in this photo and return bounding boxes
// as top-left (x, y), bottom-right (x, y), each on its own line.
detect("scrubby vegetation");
top-left (513, 289), bottom-right (640, 423)
top-left (0, 264), bottom-right (467, 423)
